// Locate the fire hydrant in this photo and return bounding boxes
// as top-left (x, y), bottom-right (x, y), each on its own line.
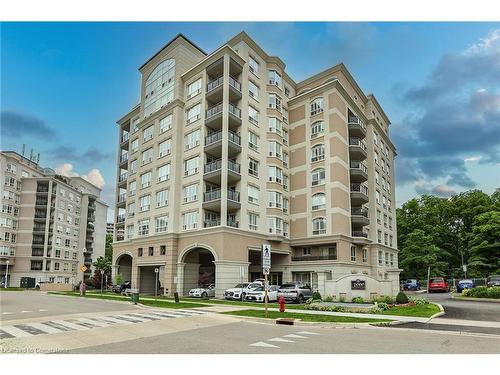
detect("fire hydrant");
top-left (279, 296), bottom-right (286, 313)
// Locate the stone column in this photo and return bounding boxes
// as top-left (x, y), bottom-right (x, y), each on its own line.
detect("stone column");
top-left (213, 260), bottom-right (250, 299)
top-left (131, 263), bottom-right (140, 290)
top-left (177, 262), bottom-right (201, 296)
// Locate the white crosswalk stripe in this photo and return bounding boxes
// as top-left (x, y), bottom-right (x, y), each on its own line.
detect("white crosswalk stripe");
top-left (296, 331), bottom-right (320, 335)
top-left (250, 331), bottom-right (321, 349)
top-left (250, 341), bottom-right (279, 348)
top-left (0, 309), bottom-right (208, 339)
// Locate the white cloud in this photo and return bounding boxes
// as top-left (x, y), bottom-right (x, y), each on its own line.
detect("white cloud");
top-left (54, 163), bottom-right (105, 189)
top-left (464, 156), bottom-right (482, 162)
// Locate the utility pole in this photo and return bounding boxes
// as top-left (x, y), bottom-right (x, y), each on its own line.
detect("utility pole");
top-left (4, 260), bottom-right (9, 288)
top-left (100, 269), bottom-right (104, 295)
top-left (426, 266), bottom-right (431, 297)
top-left (155, 268), bottom-right (159, 300)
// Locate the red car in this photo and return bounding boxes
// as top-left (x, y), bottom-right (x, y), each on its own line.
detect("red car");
top-left (428, 277), bottom-right (450, 293)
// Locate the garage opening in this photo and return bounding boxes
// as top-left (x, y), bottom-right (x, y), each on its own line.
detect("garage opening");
top-left (115, 254), bottom-right (132, 284)
top-left (138, 265), bottom-right (164, 295)
top-left (182, 247), bottom-right (215, 296)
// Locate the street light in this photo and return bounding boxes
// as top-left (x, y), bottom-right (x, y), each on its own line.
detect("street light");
top-left (100, 269), bottom-right (104, 295)
top-left (4, 260), bottom-right (9, 289)
top-left (154, 268), bottom-right (159, 300)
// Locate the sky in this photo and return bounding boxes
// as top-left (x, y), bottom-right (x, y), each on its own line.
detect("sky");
top-left (1, 22), bottom-right (500, 220)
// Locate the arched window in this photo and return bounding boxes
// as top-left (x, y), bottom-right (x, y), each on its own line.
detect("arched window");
top-left (311, 144), bottom-right (325, 162)
top-left (311, 120), bottom-right (324, 138)
top-left (312, 217), bottom-right (326, 235)
top-left (311, 167), bottom-right (325, 186)
top-left (310, 97), bottom-right (324, 116)
top-left (312, 193), bottom-right (326, 210)
top-left (144, 59), bottom-right (176, 117)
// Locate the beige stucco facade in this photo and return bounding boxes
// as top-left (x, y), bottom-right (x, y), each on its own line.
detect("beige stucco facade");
top-left (112, 32), bottom-right (401, 300)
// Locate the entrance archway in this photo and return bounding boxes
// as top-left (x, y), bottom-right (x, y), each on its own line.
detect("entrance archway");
top-left (115, 253), bottom-right (132, 283)
top-left (179, 246), bottom-right (216, 296)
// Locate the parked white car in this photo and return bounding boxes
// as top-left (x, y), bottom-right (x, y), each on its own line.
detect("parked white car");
top-left (189, 284), bottom-right (215, 298)
top-left (245, 285), bottom-right (280, 302)
top-left (224, 282), bottom-right (250, 300)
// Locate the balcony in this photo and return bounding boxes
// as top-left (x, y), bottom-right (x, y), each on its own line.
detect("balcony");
top-left (291, 255), bottom-right (338, 262)
top-left (116, 214), bottom-right (126, 225)
top-left (348, 116), bottom-right (367, 138)
top-left (350, 183), bottom-right (369, 205)
top-left (118, 172), bottom-right (128, 186)
top-left (121, 132), bottom-right (130, 143)
top-left (203, 188), bottom-right (241, 211)
top-left (203, 159), bottom-right (241, 184)
top-left (119, 153), bottom-right (129, 165)
top-left (204, 219), bottom-right (221, 228)
top-left (117, 193), bottom-right (126, 207)
top-left (35, 200), bottom-right (48, 207)
top-left (205, 102), bottom-right (241, 130)
top-left (204, 129), bottom-right (241, 157)
top-left (206, 76), bottom-right (242, 103)
top-left (349, 138), bottom-right (367, 160)
top-left (352, 230), bottom-right (370, 244)
top-left (351, 207), bottom-right (370, 226)
top-left (350, 161), bottom-right (368, 182)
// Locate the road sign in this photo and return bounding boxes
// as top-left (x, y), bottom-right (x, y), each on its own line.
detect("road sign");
top-left (80, 265), bottom-right (87, 273)
top-left (463, 265), bottom-right (467, 272)
top-left (263, 267), bottom-right (270, 275)
top-left (155, 268), bottom-right (159, 273)
top-left (262, 243), bottom-right (271, 269)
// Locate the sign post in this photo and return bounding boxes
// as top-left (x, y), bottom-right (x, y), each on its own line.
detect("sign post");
top-left (154, 268), bottom-right (159, 300)
top-left (426, 266), bottom-right (431, 296)
top-left (4, 260), bottom-right (9, 288)
top-left (100, 269), bottom-right (104, 295)
top-left (463, 264), bottom-right (467, 279)
top-left (262, 244), bottom-right (271, 318)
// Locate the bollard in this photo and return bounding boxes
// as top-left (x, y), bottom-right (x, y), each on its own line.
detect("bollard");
top-left (174, 292), bottom-right (179, 303)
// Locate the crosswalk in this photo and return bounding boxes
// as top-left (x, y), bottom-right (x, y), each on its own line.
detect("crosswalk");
top-left (249, 331), bottom-right (321, 349)
top-left (0, 309), bottom-right (207, 340)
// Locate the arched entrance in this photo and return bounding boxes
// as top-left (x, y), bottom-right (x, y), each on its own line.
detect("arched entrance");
top-left (178, 246), bottom-right (216, 296)
top-left (115, 253), bottom-right (132, 283)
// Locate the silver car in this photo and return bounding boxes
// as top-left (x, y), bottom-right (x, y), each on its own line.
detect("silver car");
top-left (277, 282), bottom-right (313, 303)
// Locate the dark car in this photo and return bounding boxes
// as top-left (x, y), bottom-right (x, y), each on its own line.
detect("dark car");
top-left (403, 279), bottom-right (421, 291)
top-left (428, 277), bottom-right (449, 293)
top-left (277, 282), bottom-right (313, 303)
top-left (457, 279), bottom-right (475, 293)
top-left (112, 281), bottom-right (131, 293)
top-left (487, 275), bottom-right (500, 287)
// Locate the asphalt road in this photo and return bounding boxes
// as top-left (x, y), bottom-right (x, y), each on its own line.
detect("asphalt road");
top-left (420, 292), bottom-right (500, 322)
top-left (0, 290), bottom-right (136, 321)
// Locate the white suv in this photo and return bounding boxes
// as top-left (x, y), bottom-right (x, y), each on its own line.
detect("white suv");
top-left (224, 282), bottom-right (263, 300)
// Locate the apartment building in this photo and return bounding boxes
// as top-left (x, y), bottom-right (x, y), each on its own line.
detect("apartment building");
top-left (112, 32), bottom-right (400, 299)
top-left (0, 151), bottom-right (107, 287)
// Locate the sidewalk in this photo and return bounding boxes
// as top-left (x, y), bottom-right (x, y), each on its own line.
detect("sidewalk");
top-left (428, 317), bottom-right (500, 328)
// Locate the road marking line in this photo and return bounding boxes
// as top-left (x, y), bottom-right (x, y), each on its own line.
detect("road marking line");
top-left (29, 322), bottom-right (62, 334)
top-left (268, 337), bottom-right (295, 343)
top-left (250, 341), bottom-right (280, 348)
top-left (0, 325), bottom-right (33, 338)
top-left (0, 329), bottom-right (15, 339)
top-left (55, 320), bottom-right (88, 331)
top-left (296, 331), bottom-right (320, 336)
top-left (20, 310), bottom-right (33, 313)
top-left (101, 316), bottom-right (136, 325)
top-left (2, 312), bottom-right (13, 315)
top-left (78, 318), bottom-right (112, 327)
top-left (13, 324), bottom-right (47, 335)
top-left (146, 312), bottom-right (176, 319)
top-left (65, 319), bottom-right (102, 329)
top-left (112, 315), bottom-right (145, 323)
top-left (125, 313), bottom-right (161, 321)
top-left (283, 334), bottom-right (308, 339)
top-left (39, 309), bottom-right (48, 312)
top-left (40, 321), bottom-right (75, 332)
top-left (88, 317), bottom-right (119, 325)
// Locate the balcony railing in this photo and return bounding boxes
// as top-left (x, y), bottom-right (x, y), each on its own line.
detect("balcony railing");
top-left (291, 255), bottom-right (338, 262)
top-left (228, 159), bottom-right (240, 174)
top-left (207, 76), bottom-right (223, 92)
top-left (351, 207), bottom-right (369, 217)
top-left (121, 133), bottom-right (130, 143)
top-left (227, 220), bottom-right (239, 228)
top-left (117, 193), bottom-right (126, 203)
top-left (206, 103), bottom-right (223, 119)
top-left (229, 103), bottom-right (241, 119)
top-left (229, 76), bottom-right (241, 92)
top-left (120, 153), bottom-right (129, 163)
top-left (348, 116), bottom-right (367, 131)
top-left (227, 189), bottom-right (240, 202)
top-left (118, 173), bottom-right (128, 183)
top-left (204, 159), bottom-right (222, 174)
top-left (204, 189), bottom-right (221, 202)
top-left (351, 183), bottom-right (369, 196)
top-left (349, 138), bottom-right (367, 151)
top-left (350, 161), bottom-right (368, 173)
top-left (205, 129), bottom-right (241, 147)
top-left (352, 231), bottom-right (368, 238)
top-left (116, 214), bottom-right (126, 223)
top-left (204, 219), bottom-right (221, 228)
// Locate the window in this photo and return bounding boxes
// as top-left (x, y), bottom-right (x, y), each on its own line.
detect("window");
top-left (248, 131), bottom-right (259, 151)
top-left (311, 144), bottom-right (325, 162)
top-left (182, 211), bottom-right (198, 230)
top-left (378, 250), bottom-right (383, 265)
top-left (351, 246), bottom-right (357, 262)
top-left (312, 193), bottom-right (326, 210)
top-left (138, 219), bottom-right (149, 236)
top-left (377, 230), bottom-right (382, 244)
top-left (156, 189), bottom-right (169, 208)
top-left (312, 218), bottom-right (326, 235)
top-left (143, 125), bottom-right (154, 142)
top-left (373, 131), bottom-right (379, 145)
top-left (283, 198), bottom-right (289, 213)
top-left (284, 86), bottom-right (291, 98)
top-left (390, 235), bottom-right (393, 247)
top-left (159, 139), bottom-right (172, 157)
top-left (363, 248), bottom-right (368, 263)
top-left (384, 233), bottom-right (388, 245)
top-left (248, 81), bottom-right (259, 100)
top-left (140, 195), bottom-right (151, 212)
top-left (157, 164), bottom-right (170, 182)
top-left (184, 130), bottom-right (200, 150)
top-left (385, 252), bottom-right (389, 266)
top-left (248, 185), bottom-right (259, 204)
top-left (138, 248), bottom-right (143, 257)
top-left (31, 259), bottom-right (43, 271)
top-left (268, 191), bottom-right (282, 208)
top-left (248, 212), bottom-right (258, 231)
top-left (249, 56), bottom-right (259, 76)
top-left (311, 121), bottom-right (324, 138)
top-left (155, 215), bottom-right (168, 233)
top-left (129, 159), bottom-right (137, 174)
top-left (268, 117), bottom-right (282, 135)
top-left (303, 247), bottom-right (312, 256)
top-left (129, 180), bottom-right (137, 196)
top-left (127, 225), bottom-right (134, 239)
top-left (268, 141), bottom-right (282, 159)
top-left (268, 217), bottom-right (283, 235)
top-left (183, 184), bottom-right (198, 203)
top-left (268, 166), bottom-right (282, 183)
top-left (382, 195), bottom-right (387, 209)
top-left (377, 210), bottom-right (381, 224)
top-left (142, 148), bottom-right (153, 165)
top-left (159, 114), bottom-right (172, 133)
top-left (160, 245), bottom-right (166, 255)
top-left (374, 151), bottom-right (379, 165)
top-left (184, 156), bottom-right (199, 176)
top-left (187, 78), bottom-right (202, 99)
top-left (248, 106), bottom-right (259, 124)
top-left (283, 152), bottom-right (289, 167)
top-left (144, 59), bottom-right (175, 117)
top-left (268, 93), bottom-right (282, 112)
top-left (127, 202), bottom-right (135, 217)
top-left (283, 174), bottom-right (289, 191)
top-left (375, 190), bottom-right (380, 204)
top-left (65, 239), bottom-right (70, 248)
top-left (54, 262), bottom-right (60, 271)
top-left (186, 103), bottom-right (201, 124)
top-left (390, 253), bottom-right (394, 267)
top-left (141, 172), bottom-right (152, 188)
top-left (248, 158), bottom-right (259, 177)
top-left (311, 168), bottom-right (325, 186)
top-left (375, 171), bottom-right (380, 185)
top-left (310, 97), bottom-right (324, 116)
top-left (384, 214), bottom-right (388, 227)
top-left (268, 70), bottom-right (282, 87)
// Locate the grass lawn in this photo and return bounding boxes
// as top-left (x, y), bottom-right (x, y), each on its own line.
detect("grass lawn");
top-left (222, 309), bottom-right (391, 323)
top-left (379, 303), bottom-right (441, 317)
top-left (0, 287), bottom-right (27, 291)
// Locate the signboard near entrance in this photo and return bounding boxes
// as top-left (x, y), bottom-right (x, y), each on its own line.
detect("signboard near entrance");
top-left (80, 265), bottom-right (87, 273)
top-left (351, 279), bottom-right (366, 290)
top-left (262, 244), bottom-right (271, 274)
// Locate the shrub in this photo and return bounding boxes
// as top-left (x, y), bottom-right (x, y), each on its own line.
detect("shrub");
top-left (352, 297), bottom-right (365, 304)
top-left (115, 273), bottom-right (123, 285)
top-left (374, 302), bottom-right (389, 311)
top-left (396, 291), bottom-right (409, 304)
top-left (370, 306), bottom-right (384, 314)
top-left (409, 296), bottom-right (429, 305)
top-left (372, 295), bottom-right (394, 304)
top-left (303, 303), bottom-right (346, 313)
top-left (323, 295), bottom-right (335, 302)
top-left (464, 286), bottom-right (500, 299)
top-left (312, 291), bottom-right (322, 301)
top-left (305, 298), bottom-right (314, 305)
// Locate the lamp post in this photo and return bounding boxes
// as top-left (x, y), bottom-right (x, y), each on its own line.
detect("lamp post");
top-left (154, 268), bottom-right (159, 300)
top-left (4, 260), bottom-right (9, 288)
top-left (100, 269), bottom-right (104, 295)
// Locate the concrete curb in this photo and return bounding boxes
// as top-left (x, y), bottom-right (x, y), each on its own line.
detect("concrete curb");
top-left (451, 295), bottom-right (500, 303)
top-left (426, 303), bottom-right (445, 322)
top-left (223, 314), bottom-right (386, 328)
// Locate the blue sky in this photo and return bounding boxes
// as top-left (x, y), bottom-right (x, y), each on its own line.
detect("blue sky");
top-left (1, 22), bottom-right (499, 218)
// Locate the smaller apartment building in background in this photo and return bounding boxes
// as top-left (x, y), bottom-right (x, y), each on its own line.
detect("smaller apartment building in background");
top-left (0, 151), bottom-right (108, 287)
top-left (112, 32), bottom-right (400, 300)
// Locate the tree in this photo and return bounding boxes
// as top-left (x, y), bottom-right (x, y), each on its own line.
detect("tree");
top-left (92, 256), bottom-right (111, 274)
top-left (468, 211), bottom-right (500, 277)
top-left (105, 234), bottom-right (113, 261)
